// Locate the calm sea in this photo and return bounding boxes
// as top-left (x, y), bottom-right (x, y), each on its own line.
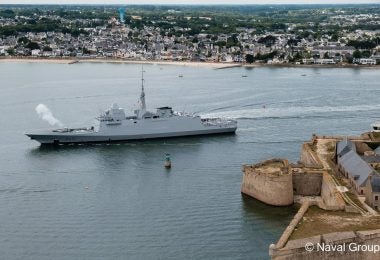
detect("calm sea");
top-left (0, 62), bottom-right (379, 259)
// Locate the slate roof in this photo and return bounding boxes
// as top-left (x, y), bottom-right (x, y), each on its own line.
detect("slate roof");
top-left (339, 149), bottom-right (374, 187)
top-left (361, 155), bottom-right (380, 164)
top-left (337, 139), bottom-right (375, 187)
top-left (337, 139), bottom-right (356, 157)
top-left (371, 176), bottom-right (380, 193)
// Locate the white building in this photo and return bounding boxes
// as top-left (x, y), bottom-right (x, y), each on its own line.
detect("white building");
top-left (31, 49), bottom-right (41, 56)
top-left (314, 58), bottom-right (335, 64)
top-left (353, 58), bottom-right (376, 65)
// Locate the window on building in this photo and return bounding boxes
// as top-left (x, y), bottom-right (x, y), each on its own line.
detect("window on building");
top-left (376, 196), bottom-right (379, 201)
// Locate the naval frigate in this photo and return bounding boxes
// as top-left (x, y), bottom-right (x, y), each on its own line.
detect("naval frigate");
top-left (26, 70), bottom-right (237, 145)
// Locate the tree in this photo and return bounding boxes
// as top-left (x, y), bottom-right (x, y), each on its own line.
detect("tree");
top-left (43, 46), bottom-right (52, 52)
top-left (348, 40), bottom-right (377, 50)
top-left (26, 41), bottom-right (40, 50)
top-left (258, 35), bottom-right (276, 47)
top-left (294, 52), bottom-right (303, 61)
top-left (245, 54), bottom-right (254, 63)
top-left (6, 48), bottom-right (15, 56)
top-left (353, 50), bottom-right (362, 59)
top-left (18, 37), bottom-right (30, 45)
top-left (82, 47), bottom-right (91, 54)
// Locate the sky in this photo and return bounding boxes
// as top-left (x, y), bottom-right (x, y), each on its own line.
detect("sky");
top-left (0, 0), bottom-right (379, 4)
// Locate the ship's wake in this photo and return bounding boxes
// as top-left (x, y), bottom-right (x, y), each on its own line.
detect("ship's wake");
top-left (200, 104), bottom-right (380, 120)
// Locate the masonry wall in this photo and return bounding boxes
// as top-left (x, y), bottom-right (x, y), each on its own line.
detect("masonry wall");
top-left (270, 229), bottom-right (380, 260)
top-left (300, 143), bottom-right (323, 168)
top-left (319, 172), bottom-right (345, 210)
top-left (292, 170), bottom-right (323, 196)
top-left (241, 165), bottom-right (293, 206)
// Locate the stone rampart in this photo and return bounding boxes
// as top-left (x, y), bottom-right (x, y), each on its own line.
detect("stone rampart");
top-left (319, 172), bottom-right (346, 211)
top-left (241, 159), bottom-right (294, 206)
top-left (292, 168), bottom-right (323, 196)
top-left (300, 143), bottom-right (323, 169)
top-left (270, 229), bottom-right (380, 260)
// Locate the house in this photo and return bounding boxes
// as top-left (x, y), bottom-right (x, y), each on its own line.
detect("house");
top-left (353, 58), bottom-right (376, 65)
top-left (302, 58), bottom-right (314, 64)
top-left (365, 176), bottom-right (380, 210)
top-left (31, 49), bottom-right (41, 56)
top-left (361, 153), bottom-right (380, 169)
top-left (314, 58), bottom-right (335, 64)
top-left (336, 139), bottom-right (375, 195)
top-left (371, 55), bottom-right (380, 64)
top-left (312, 46), bottom-right (355, 57)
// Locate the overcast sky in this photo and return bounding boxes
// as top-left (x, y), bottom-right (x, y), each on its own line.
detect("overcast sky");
top-left (0, 0), bottom-right (379, 4)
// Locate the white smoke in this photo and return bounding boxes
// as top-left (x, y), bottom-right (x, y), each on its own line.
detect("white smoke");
top-left (35, 104), bottom-right (64, 127)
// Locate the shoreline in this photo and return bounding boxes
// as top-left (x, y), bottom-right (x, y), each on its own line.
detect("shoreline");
top-left (0, 57), bottom-right (379, 69)
top-left (0, 57), bottom-right (240, 68)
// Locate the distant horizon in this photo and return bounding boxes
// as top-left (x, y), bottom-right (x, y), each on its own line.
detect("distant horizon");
top-left (0, 0), bottom-right (379, 6)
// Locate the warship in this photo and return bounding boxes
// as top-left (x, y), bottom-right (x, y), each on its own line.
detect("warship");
top-left (26, 70), bottom-right (237, 145)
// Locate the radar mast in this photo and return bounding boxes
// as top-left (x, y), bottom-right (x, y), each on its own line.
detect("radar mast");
top-left (139, 66), bottom-right (146, 119)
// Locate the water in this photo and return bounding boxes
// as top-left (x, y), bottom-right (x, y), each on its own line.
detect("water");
top-left (0, 62), bottom-right (379, 259)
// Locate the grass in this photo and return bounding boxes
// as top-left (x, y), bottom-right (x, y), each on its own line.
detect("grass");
top-left (372, 132), bottom-right (380, 139)
top-left (290, 206), bottom-right (380, 240)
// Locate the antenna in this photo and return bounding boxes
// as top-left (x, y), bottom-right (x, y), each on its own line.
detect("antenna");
top-left (141, 65), bottom-right (145, 91)
top-left (139, 65), bottom-right (147, 118)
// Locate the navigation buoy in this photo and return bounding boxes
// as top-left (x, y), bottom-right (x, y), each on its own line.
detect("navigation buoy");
top-left (164, 153), bottom-right (171, 169)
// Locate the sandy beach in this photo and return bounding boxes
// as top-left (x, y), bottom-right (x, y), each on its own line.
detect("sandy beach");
top-left (0, 57), bottom-right (378, 69)
top-left (0, 57), bottom-right (243, 69)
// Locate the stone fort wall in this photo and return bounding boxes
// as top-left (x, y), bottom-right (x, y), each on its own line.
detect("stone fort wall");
top-left (270, 229), bottom-right (380, 260)
top-left (241, 159), bottom-right (294, 206)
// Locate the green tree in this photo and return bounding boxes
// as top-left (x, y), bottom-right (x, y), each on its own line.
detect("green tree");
top-left (26, 41), bottom-right (40, 50)
top-left (294, 52), bottom-right (303, 61)
top-left (18, 37), bottom-right (30, 45)
top-left (258, 35), bottom-right (276, 47)
top-left (353, 50), bottom-right (362, 59)
top-left (6, 48), bottom-right (15, 56)
top-left (245, 54), bottom-right (254, 63)
top-left (43, 46), bottom-right (52, 52)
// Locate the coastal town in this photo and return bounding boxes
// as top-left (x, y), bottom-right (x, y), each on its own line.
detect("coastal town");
top-left (1, 3), bottom-right (380, 260)
top-left (0, 4), bottom-right (380, 65)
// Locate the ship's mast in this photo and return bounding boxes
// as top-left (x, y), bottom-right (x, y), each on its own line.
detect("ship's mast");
top-left (139, 66), bottom-right (146, 118)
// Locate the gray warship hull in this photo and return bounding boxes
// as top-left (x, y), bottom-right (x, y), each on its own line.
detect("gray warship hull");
top-left (26, 126), bottom-right (236, 145)
top-left (26, 115), bottom-right (237, 145)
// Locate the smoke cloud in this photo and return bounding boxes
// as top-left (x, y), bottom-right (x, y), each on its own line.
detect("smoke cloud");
top-left (118, 7), bottom-right (125, 23)
top-left (35, 104), bottom-right (64, 127)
